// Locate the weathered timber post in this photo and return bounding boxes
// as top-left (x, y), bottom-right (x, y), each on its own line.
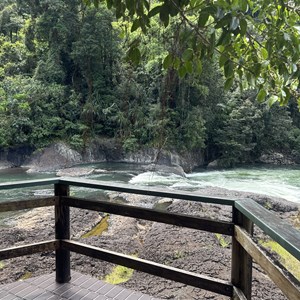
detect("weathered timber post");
top-left (55, 183), bottom-right (71, 283)
top-left (231, 207), bottom-right (253, 300)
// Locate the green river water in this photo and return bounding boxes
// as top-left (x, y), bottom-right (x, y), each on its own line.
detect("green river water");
top-left (0, 163), bottom-right (300, 204)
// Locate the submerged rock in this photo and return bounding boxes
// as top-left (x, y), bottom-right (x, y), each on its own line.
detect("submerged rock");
top-left (56, 167), bottom-right (95, 177)
top-left (142, 163), bottom-right (186, 177)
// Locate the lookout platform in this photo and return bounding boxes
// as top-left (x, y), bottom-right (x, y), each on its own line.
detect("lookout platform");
top-left (0, 271), bottom-right (158, 300)
top-left (1, 177), bottom-right (300, 299)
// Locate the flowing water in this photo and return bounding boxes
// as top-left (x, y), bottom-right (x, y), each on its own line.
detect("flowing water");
top-left (130, 165), bottom-right (300, 203)
top-left (0, 163), bottom-right (300, 204)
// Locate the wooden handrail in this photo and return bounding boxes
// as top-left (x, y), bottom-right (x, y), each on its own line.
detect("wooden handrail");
top-left (0, 197), bottom-right (56, 212)
top-left (235, 199), bottom-right (300, 261)
top-left (62, 196), bottom-right (234, 235)
top-left (0, 178), bottom-right (299, 300)
top-left (62, 240), bottom-right (233, 296)
top-left (0, 240), bottom-right (58, 260)
top-left (59, 177), bottom-right (237, 205)
top-left (235, 226), bottom-right (300, 300)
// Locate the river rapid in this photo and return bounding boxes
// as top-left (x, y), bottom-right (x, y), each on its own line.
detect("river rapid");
top-left (0, 163), bottom-right (300, 204)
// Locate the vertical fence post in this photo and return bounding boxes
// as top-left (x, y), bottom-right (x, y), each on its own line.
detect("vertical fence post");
top-left (231, 207), bottom-right (253, 300)
top-left (55, 183), bottom-right (71, 283)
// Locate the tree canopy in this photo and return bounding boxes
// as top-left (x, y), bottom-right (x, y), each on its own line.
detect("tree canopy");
top-left (1, 0), bottom-right (300, 167)
top-left (85, 0), bottom-right (300, 106)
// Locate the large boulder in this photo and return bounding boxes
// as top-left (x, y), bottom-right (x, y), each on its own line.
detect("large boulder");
top-left (24, 143), bottom-right (82, 172)
top-left (0, 145), bottom-right (34, 168)
top-left (123, 148), bottom-right (204, 172)
top-left (259, 152), bottom-right (295, 165)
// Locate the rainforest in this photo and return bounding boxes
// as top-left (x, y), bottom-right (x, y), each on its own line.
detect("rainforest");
top-left (1, 0), bottom-right (300, 167)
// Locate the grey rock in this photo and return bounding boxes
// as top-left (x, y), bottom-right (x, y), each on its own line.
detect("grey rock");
top-left (142, 163), bottom-right (186, 177)
top-left (24, 143), bottom-right (82, 172)
top-left (56, 167), bottom-right (95, 177)
top-left (207, 160), bottom-right (219, 169)
top-left (259, 152), bottom-right (296, 165)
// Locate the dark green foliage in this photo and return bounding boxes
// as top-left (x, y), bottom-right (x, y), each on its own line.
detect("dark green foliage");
top-left (1, 0), bottom-right (300, 167)
top-left (215, 91), bottom-right (265, 167)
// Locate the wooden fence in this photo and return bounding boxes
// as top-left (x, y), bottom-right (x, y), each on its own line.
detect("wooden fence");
top-left (0, 177), bottom-right (299, 299)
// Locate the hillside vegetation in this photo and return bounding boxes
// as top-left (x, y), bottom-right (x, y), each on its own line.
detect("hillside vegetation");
top-left (1, 0), bottom-right (300, 166)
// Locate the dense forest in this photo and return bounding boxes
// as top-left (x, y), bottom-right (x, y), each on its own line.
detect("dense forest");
top-left (1, 0), bottom-right (300, 167)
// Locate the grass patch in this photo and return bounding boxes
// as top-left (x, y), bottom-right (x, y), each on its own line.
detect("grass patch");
top-left (215, 233), bottom-right (230, 248)
top-left (173, 250), bottom-right (185, 259)
top-left (0, 261), bottom-right (4, 269)
top-left (81, 215), bottom-right (109, 238)
top-left (104, 265), bottom-right (134, 285)
top-left (260, 240), bottom-right (300, 281)
top-left (19, 272), bottom-right (32, 281)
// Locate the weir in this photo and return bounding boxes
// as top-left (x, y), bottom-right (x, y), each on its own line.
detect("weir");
top-left (0, 177), bottom-right (299, 299)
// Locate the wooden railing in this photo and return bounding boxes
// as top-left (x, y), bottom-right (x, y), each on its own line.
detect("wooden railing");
top-left (0, 177), bottom-right (300, 299)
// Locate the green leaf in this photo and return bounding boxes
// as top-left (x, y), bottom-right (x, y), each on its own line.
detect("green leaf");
top-left (217, 30), bottom-right (231, 46)
top-left (195, 59), bottom-right (202, 73)
top-left (131, 19), bottom-right (140, 32)
top-left (163, 53), bottom-right (173, 69)
top-left (106, 0), bottom-right (113, 9)
top-left (268, 95), bottom-right (279, 106)
top-left (257, 89), bottom-right (267, 102)
top-left (173, 57), bottom-right (180, 70)
top-left (239, 19), bottom-right (247, 36)
top-left (219, 53), bottom-right (228, 67)
top-left (159, 5), bottom-right (169, 27)
top-left (224, 77), bottom-right (234, 90)
top-left (178, 65), bottom-right (187, 78)
top-left (185, 61), bottom-right (193, 74)
top-left (216, 14), bottom-right (231, 29)
top-left (127, 47), bottom-right (141, 65)
top-left (198, 12), bottom-right (209, 27)
top-left (148, 6), bottom-right (162, 17)
top-left (253, 63), bottom-right (261, 77)
top-left (182, 48), bottom-right (193, 62)
top-left (239, 0), bottom-right (248, 12)
top-left (224, 60), bottom-right (234, 78)
top-left (126, 0), bottom-right (135, 13)
top-left (261, 48), bottom-right (268, 59)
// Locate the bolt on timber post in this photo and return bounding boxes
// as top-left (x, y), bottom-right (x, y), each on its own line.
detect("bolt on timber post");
top-left (55, 183), bottom-right (71, 283)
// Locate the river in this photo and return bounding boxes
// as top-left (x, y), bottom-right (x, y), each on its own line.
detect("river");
top-left (0, 163), bottom-right (300, 204)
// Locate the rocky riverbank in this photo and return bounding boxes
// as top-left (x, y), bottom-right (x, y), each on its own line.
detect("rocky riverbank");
top-left (0, 186), bottom-right (299, 299)
top-left (2, 139), bottom-right (203, 173)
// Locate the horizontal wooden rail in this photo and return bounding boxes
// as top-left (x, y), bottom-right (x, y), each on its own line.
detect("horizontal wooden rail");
top-left (59, 177), bottom-right (236, 205)
top-left (0, 178), bottom-right (59, 190)
top-left (62, 196), bottom-right (234, 235)
top-left (0, 197), bottom-right (57, 212)
top-left (61, 240), bottom-right (233, 297)
top-left (0, 240), bottom-right (58, 260)
top-left (235, 226), bottom-right (300, 300)
top-left (235, 200), bottom-right (300, 260)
